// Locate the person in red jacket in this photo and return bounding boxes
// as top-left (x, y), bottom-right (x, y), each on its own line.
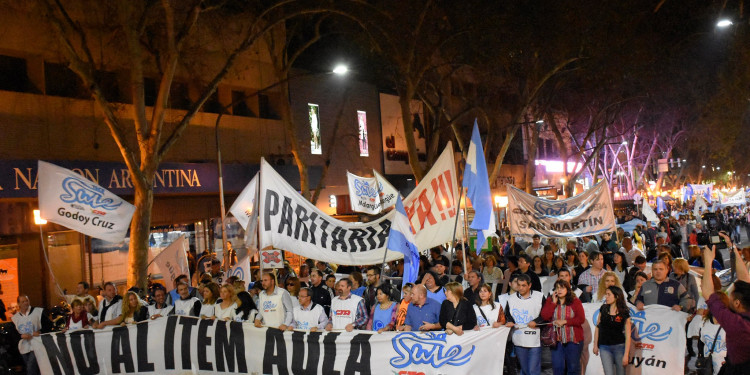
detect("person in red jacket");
top-left (541, 279), bottom-right (586, 375)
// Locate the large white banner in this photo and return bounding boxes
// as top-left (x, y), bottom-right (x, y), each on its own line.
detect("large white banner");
top-left (720, 190), bottom-right (745, 207)
top-left (403, 143), bottom-right (463, 249)
top-left (152, 236), bottom-right (190, 284)
top-left (259, 159), bottom-right (402, 265)
top-left (508, 181), bottom-right (617, 238)
top-left (582, 303), bottom-right (687, 375)
top-left (38, 161), bottom-right (136, 242)
top-left (346, 170), bottom-right (398, 214)
top-left (31, 316), bottom-right (509, 375)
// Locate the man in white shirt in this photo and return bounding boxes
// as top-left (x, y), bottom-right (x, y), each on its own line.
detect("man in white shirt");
top-left (620, 237), bottom-right (645, 265)
top-left (12, 295), bottom-right (43, 375)
top-left (525, 234), bottom-right (544, 258)
top-left (148, 287), bottom-right (173, 319)
top-left (326, 279), bottom-right (367, 332)
top-left (288, 288), bottom-right (328, 331)
top-left (66, 281), bottom-right (97, 308)
top-left (254, 273), bottom-right (294, 330)
top-left (95, 282), bottom-right (123, 328)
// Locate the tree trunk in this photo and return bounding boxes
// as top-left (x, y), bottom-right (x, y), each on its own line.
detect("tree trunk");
top-left (525, 124), bottom-right (540, 193)
top-left (128, 180), bottom-right (153, 289)
top-left (489, 125), bottom-right (520, 187)
top-left (279, 81), bottom-right (310, 199)
top-left (398, 89), bottom-right (425, 181)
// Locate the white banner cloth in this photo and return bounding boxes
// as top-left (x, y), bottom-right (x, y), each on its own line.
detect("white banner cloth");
top-left (582, 303), bottom-right (687, 375)
top-left (346, 170), bottom-right (398, 214)
top-left (720, 190), bottom-right (745, 207)
top-left (403, 142), bottom-right (463, 249)
top-left (152, 236), bottom-right (190, 284)
top-left (228, 173), bottom-right (259, 229)
top-left (259, 159), bottom-right (401, 265)
top-left (31, 316), bottom-right (509, 375)
top-left (38, 161), bottom-right (135, 242)
top-left (229, 255), bottom-right (251, 282)
top-left (508, 181), bottom-right (617, 238)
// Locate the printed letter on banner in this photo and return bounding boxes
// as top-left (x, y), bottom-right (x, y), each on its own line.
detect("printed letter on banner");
top-left (258, 159), bottom-right (401, 265)
top-left (402, 142), bottom-right (462, 250)
top-left (507, 180), bottom-right (616, 238)
top-left (31, 317), bottom-right (509, 375)
top-left (38, 161), bottom-right (135, 243)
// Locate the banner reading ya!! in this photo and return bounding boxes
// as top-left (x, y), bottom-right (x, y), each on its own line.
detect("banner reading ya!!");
top-left (507, 181), bottom-right (616, 238)
top-left (31, 317), bottom-right (509, 375)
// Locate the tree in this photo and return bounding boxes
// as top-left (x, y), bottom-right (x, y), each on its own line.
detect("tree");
top-left (36, 0), bottom-right (337, 289)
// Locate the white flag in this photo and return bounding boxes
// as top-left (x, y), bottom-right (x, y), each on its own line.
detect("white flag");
top-left (642, 199), bottom-right (660, 223)
top-left (229, 173), bottom-right (259, 229)
top-left (38, 161), bottom-right (135, 242)
top-left (152, 236), bottom-right (190, 284)
top-left (694, 196), bottom-right (708, 222)
top-left (346, 170), bottom-right (399, 214)
top-left (229, 255), bottom-right (251, 283)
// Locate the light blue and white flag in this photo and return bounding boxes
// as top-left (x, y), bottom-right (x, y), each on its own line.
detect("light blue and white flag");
top-left (463, 121), bottom-right (496, 254)
top-left (656, 196), bottom-right (667, 214)
top-left (386, 197), bottom-right (420, 286)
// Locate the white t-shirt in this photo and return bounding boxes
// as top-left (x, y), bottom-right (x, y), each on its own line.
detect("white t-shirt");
top-left (474, 304), bottom-right (502, 327)
top-left (12, 307), bottom-right (43, 354)
top-left (330, 294), bottom-right (363, 330)
top-left (507, 291), bottom-right (543, 348)
top-left (214, 302), bottom-right (238, 320)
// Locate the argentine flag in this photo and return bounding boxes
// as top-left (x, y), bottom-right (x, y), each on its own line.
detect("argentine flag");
top-left (387, 197), bottom-right (420, 286)
top-left (463, 120), bottom-right (496, 254)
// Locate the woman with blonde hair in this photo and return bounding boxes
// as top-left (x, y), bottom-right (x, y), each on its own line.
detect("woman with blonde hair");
top-left (439, 282), bottom-right (476, 335)
top-left (482, 255), bottom-right (503, 283)
top-left (214, 284), bottom-right (238, 321)
top-left (595, 272), bottom-right (623, 304)
top-left (119, 291), bottom-right (149, 325)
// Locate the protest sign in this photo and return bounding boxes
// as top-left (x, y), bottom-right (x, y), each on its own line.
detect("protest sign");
top-left (346, 170), bottom-right (398, 214)
top-left (31, 317), bottom-right (509, 375)
top-left (38, 161), bottom-right (135, 242)
top-left (151, 236), bottom-right (190, 284)
top-left (508, 181), bottom-right (616, 238)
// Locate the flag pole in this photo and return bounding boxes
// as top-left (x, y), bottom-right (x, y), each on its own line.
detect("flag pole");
top-left (448, 152), bottom-right (467, 279)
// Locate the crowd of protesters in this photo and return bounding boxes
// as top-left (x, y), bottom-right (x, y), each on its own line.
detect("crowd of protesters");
top-left (9, 203), bottom-right (750, 375)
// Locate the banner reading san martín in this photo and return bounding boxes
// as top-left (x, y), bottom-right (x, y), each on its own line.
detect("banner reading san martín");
top-left (38, 160), bottom-right (136, 242)
top-left (507, 181), bottom-right (616, 238)
top-left (259, 159), bottom-right (401, 265)
top-left (31, 316), bottom-right (509, 375)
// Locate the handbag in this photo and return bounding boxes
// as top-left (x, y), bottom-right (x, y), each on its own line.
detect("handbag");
top-left (540, 323), bottom-right (557, 347)
top-left (695, 327), bottom-right (722, 375)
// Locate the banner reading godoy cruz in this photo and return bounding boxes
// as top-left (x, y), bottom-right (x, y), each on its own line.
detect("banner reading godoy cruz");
top-left (31, 316), bottom-right (509, 375)
top-left (581, 303), bottom-right (687, 375)
top-left (346, 170), bottom-right (398, 214)
top-left (38, 161), bottom-right (135, 242)
top-left (259, 159), bottom-right (401, 265)
top-left (403, 142), bottom-right (463, 249)
top-left (508, 181), bottom-right (616, 238)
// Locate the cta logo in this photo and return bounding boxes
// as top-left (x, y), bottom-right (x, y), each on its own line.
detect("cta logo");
top-left (334, 310), bottom-right (351, 316)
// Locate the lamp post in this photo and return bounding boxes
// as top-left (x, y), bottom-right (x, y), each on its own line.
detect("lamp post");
top-left (214, 65), bottom-right (349, 273)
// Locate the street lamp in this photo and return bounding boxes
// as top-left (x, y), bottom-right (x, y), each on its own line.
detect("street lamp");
top-left (717, 19), bottom-right (733, 28)
top-left (332, 64), bottom-right (349, 75)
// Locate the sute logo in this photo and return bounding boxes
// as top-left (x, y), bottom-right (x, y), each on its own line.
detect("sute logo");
top-left (60, 177), bottom-right (123, 211)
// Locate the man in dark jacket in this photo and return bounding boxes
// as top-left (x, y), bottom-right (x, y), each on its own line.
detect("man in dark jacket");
top-left (309, 269), bottom-right (332, 315)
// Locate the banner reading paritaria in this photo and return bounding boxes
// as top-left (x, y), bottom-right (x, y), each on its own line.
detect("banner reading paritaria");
top-left (507, 181), bottom-right (617, 238)
top-left (581, 303), bottom-right (687, 375)
top-left (31, 316), bottom-right (509, 375)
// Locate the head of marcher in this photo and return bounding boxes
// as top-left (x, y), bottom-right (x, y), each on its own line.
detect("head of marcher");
top-left (366, 266), bottom-right (381, 287)
top-left (467, 270), bottom-right (482, 289)
top-left (589, 251), bottom-right (604, 271)
top-left (76, 281), bottom-right (89, 297)
top-left (104, 282), bottom-right (117, 301)
top-left (516, 274), bottom-right (531, 297)
top-left (17, 295), bottom-right (30, 314)
top-left (310, 269), bottom-right (323, 287)
top-left (402, 283), bottom-right (414, 303)
top-left (518, 254), bottom-right (531, 272)
top-left (211, 258), bottom-right (221, 274)
top-left (298, 288), bottom-right (312, 308)
top-left (557, 268), bottom-right (572, 284)
top-left (729, 281), bottom-right (750, 313)
top-left (532, 234), bottom-right (541, 247)
top-left (261, 273), bottom-right (276, 293)
top-left (177, 282), bottom-right (190, 299)
top-left (411, 284), bottom-right (427, 306)
top-left (651, 259), bottom-right (669, 283)
top-left (336, 279), bottom-right (352, 298)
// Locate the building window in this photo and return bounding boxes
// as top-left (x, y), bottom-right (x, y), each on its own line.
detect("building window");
top-left (231, 90), bottom-right (256, 117)
top-left (44, 62), bottom-right (88, 99)
top-left (169, 81), bottom-right (191, 110)
top-left (357, 110), bottom-right (369, 157)
top-left (202, 91), bottom-right (222, 114)
top-left (0, 55), bottom-right (38, 94)
top-left (259, 93), bottom-right (280, 119)
top-left (309, 103), bottom-right (321, 155)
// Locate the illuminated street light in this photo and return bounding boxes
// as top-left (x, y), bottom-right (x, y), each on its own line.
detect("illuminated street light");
top-left (333, 64), bottom-right (349, 75)
top-left (33, 209), bottom-right (47, 225)
top-left (717, 19), bottom-right (733, 28)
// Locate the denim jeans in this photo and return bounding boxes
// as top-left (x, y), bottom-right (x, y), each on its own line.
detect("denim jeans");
top-left (599, 344), bottom-right (625, 375)
top-left (515, 346), bottom-right (542, 375)
top-left (551, 341), bottom-right (582, 375)
top-left (22, 352), bottom-right (40, 375)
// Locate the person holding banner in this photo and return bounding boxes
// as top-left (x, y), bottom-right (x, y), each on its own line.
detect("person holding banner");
top-left (174, 282), bottom-right (202, 317)
top-left (325, 279), bottom-right (367, 332)
top-left (233, 291), bottom-right (257, 322)
top-left (167, 275), bottom-right (199, 306)
top-left (473, 283), bottom-right (505, 329)
top-left (402, 285), bottom-right (442, 332)
top-left (421, 271), bottom-right (447, 304)
top-left (366, 285), bottom-right (398, 333)
top-left (200, 282), bottom-right (220, 319)
top-left (148, 286), bottom-right (173, 319)
top-left (309, 269), bottom-right (333, 315)
top-left (504, 274), bottom-right (545, 375)
top-left (288, 288), bottom-right (327, 331)
top-left (214, 285), bottom-right (238, 321)
top-left (11, 295), bottom-right (42, 375)
top-left (635, 258), bottom-right (692, 312)
top-left (95, 282), bottom-right (123, 328)
top-left (593, 286), bottom-right (632, 375)
top-left (394, 283), bottom-right (414, 330)
top-left (254, 273), bottom-right (294, 330)
top-left (439, 282), bottom-right (477, 336)
top-left (541, 279), bottom-right (585, 375)
top-left (701, 236), bottom-right (750, 374)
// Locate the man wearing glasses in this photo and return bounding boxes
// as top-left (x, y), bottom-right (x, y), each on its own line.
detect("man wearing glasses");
top-left (287, 288), bottom-right (328, 331)
top-left (362, 266), bottom-right (400, 312)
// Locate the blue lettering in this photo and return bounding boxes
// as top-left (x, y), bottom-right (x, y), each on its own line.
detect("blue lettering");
top-left (59, 177), bottom-right (122, 211)
top-left (390, 332), bottom-right (474, 369)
